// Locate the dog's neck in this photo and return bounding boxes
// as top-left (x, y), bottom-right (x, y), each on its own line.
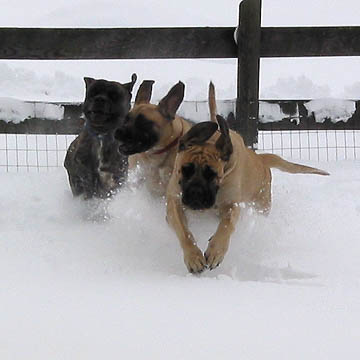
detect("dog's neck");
top-left (149, 118), bottom-right (184, 157)
top-left (208, 131), bottom-right (237, 184)
top-left (84, 121), bottom-right (115, 142)
top-left (221, 153), bottom-right (237, 183)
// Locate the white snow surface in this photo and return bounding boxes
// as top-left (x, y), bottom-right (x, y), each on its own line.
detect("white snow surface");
top-left (1, 161), bottom-right (360, 359)
top-left (305, 99), bottom-right (356, 123)
top-left (0, 97), bottom-right (64, 123)
top-left (2, 96), bottom-right (356, 125)
top-left (258, 101), bottom-right (298, 123)
top-left (259, 99), bottom-right (356, 124)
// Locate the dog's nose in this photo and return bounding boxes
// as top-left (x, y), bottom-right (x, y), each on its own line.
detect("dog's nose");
top-left (94, 95), bottom-right (107, 104)
top-left (188, 185), bottom-right (204, 199)
top-left (116, 127), bottom-right (132, 141)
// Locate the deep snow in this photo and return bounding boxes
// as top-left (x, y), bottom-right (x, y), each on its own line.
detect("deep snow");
top-left (1, 160), bottom-right (360, 359)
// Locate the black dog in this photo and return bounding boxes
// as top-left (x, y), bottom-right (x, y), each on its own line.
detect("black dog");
top-left (64, 74), bottom-right (137, 199)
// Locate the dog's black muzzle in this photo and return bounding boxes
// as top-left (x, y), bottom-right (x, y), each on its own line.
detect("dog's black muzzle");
top-left (116, 126), bottom-right (148, 155)
top-left (84, 95), bottom-right (121, 129)
top-left (115, 118), bottom-right (159, 155)
top-left (85, 114), bottom-right (121, 136)
top-left (84, 104), bottom-right (124, 136)
top-left (181, 181), bottom-right (218, 210)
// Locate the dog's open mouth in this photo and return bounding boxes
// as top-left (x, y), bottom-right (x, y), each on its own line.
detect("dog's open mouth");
top-left (87, 110), bottom-right (111, 116)
top-left (181, 195), bottom-right (215, 210)
top-left (86, 110), bottom-right (120, 126)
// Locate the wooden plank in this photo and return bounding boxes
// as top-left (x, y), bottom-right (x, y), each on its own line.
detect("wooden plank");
top-left (0, 118), bottom-right (83, 135)
top-left (235, 0), bottom-right (262, 147)
top-left (261, 27), bottom-right (360, 57)
top-left (0, 27), bottom-right (237, 59)
top-left (1, 26), bottom-right (360, 60)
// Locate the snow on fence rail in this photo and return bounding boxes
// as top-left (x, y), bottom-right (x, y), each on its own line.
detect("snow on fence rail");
top-left (0, 98), bottom-right (359, 172)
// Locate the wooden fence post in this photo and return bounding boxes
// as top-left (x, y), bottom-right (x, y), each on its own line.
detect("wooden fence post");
top-left (235, 0), bottom-right (262, 148)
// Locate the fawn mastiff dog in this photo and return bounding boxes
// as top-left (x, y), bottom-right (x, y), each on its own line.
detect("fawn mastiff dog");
top-left (64, 74), bottom-right (137, 199)
top-left (115, 80), bottom-right (192, 196)
top-left (166, 82), bottom-right (329, 274)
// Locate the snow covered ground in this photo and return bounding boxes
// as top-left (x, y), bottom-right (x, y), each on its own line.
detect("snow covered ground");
top-left (1, 1), bottom-right (360, 358)
top-left (1, 160), bottom-right (360, 359)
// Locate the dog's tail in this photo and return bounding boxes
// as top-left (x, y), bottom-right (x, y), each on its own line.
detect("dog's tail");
top-left (258, 153), bottom-right (330, 176)
top-left (208, 81), bottom-right (218, 123)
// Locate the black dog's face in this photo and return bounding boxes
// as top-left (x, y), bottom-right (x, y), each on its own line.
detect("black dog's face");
top-left (115, 107), bottom-right (160, 155)
top-left (83, 76), bottom-right (136, 135)
top-left (180, 162), bottom-right (219, 210)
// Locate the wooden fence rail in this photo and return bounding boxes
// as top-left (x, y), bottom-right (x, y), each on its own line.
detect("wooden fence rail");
top-left (2, 26), bottom-right (360, 60)
top-left (0, 0), bottom-right (360, 145)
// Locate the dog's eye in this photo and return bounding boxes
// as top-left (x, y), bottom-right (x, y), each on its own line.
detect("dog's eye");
top-left (203, 165), bottom-right (217, 181)
top-left (181, 163), bottom-right (195, 178)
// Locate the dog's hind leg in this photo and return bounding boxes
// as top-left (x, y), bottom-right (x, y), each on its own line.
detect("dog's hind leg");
top-left (69, 176), bottom-right (83, 197)
top-left (253, 181), bottom-right (272, 215)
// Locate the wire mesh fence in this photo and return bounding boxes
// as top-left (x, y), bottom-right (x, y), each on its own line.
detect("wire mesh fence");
top-left (0, 129), bottom-right (358, 173)
top-left (0, 134), bottom-right (76, 173)
top-left (0, 99), bottom-right (359, 172)
top-left (257, 129), bottom-right (360, 161)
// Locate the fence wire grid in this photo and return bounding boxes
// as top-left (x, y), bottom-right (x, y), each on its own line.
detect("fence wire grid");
top-left (0, 134), bottom-right (76, 173)
top-left (0, 129), bottom-right (358, 173)
top-left (258, 129), bottom-right (360, 162)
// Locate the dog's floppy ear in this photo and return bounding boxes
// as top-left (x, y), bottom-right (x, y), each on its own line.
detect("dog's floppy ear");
top-left (158, 81), bottom-right (185, 121)
top-left (135, 80), bottom-right (155, 105)
top-left (215, 115), bottom-right (233, 161)
top-left (123, 73), bottom-right (137, 93)
top-left (84, 77), bottom-right (96, 89)
top-left (179, 121), bottom-right (218, 152)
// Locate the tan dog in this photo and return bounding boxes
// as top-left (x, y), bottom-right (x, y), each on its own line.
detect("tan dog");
top-left (166, 82), bottom-right (329, 273)
top-left (115, 81), bottom-right (193, 196)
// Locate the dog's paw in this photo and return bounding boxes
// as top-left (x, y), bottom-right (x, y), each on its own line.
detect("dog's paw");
top-left (184, 246), bottom-right (207, 274)
top-left (204, 240), bottom-right (227, 270)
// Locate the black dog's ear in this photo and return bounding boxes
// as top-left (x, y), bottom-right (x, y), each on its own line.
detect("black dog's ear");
top-left (135, 80), bottom-right (155, 105)
top-left (179, 122), bottom-right (218, 152)
top-left (158, 81), bottom-right (185, 121)
top-left (123, 73), bottom-right (137, 93)
top-left (215, 115), bottom-right (233, 161)
top-left (84, 77), bottom-right (96, 89)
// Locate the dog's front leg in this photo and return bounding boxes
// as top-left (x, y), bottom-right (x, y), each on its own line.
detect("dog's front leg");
top-left (205, 203), bottom-right (241, 270)
top-left (166, 197), bottom-right (207, 273)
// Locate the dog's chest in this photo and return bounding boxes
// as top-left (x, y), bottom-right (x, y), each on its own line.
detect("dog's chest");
top-left (134, 153), bottom-right (172, 196)
top-left (94, 137), bottom-right (117, 187)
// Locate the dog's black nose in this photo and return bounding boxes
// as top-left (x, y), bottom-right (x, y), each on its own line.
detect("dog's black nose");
top-left (188, 185), bottom-right (204, 200)
top-left (115, 127), bottom-right (131, 142)
top-left (94, 95), bottom-right (107, 103)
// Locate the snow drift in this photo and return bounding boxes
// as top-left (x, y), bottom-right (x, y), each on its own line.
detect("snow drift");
top-left (1, 161), bottom-right (360, 359)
